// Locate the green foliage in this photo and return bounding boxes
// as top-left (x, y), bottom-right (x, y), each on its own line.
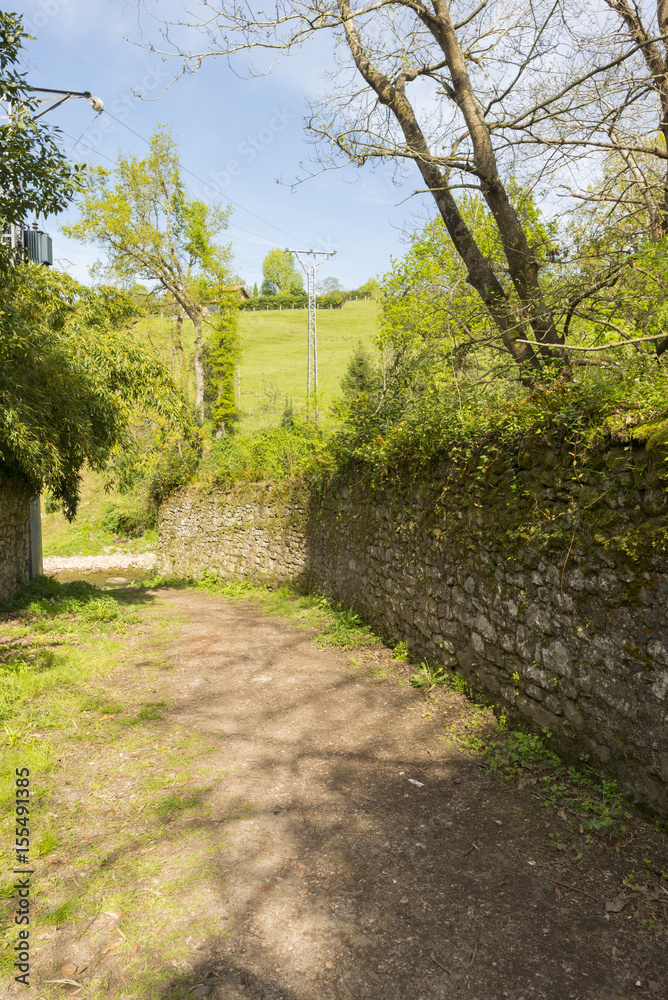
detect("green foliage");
top-left (483, 724), bottom-right (624, 831)
top-left (198, 424), bottom-right (322, 484)
top-left (240, 291), bottom-right (308, 310)
top-left (410, 660), bottom-right (468, 693)
top-left (379, 186), bottom-right (558, 355)
top-left (63, 128), bottom-right (237, 427)
top-left (323, 342), bottom-right (668, 488)
top-left (392, 641), bottom-right (410, 662)
top-left (0, 266), bottom-right (189, 518)
top-left (63, 130), bottom-right (232, 294)
top-left (101, 495), bottom-right (156, 538)
top-left (339, 341), bottom-right (375, 405)
top-left (314, 602), bottom-right (380, 650)
top-left (203, 300), bottom-right (241, 433)
top-left (1, 576), bottom-right (138, 626)
top-left (410, 661), bottom-right (447, 691)
top-left (261, 249), bottom-right (303, 295)
top-left (0, 12), bottom-right (83, 234)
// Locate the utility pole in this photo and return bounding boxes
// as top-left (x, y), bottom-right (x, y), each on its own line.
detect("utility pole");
top-left (286, 249), bottom-right (335, 424)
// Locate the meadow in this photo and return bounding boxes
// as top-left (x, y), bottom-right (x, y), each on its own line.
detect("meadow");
top-left (41, 299), bottom-right (379, 555)
top-left (137, 298), bottom-right (379, 431)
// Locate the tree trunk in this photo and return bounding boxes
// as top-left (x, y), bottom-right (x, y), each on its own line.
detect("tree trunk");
top-left (428, 0), bottom-right (564, 353)
top-left (338, 0), bottom-right (541, 372)
top-left (171, 307), bottom-right (186, 383)
top-left (193, 312), bottom-right (205, 426)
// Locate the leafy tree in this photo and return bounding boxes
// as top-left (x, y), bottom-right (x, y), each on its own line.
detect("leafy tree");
top-left (132, 1), bottom-right (668, 376)
top-left (380, 187), bottom-right (559, 368)
top-left (341, 342), bottom-right (374, 400)
top-left (0, 12), bottom-right (83, 236)
top-left (63, 128), bottom-right (235, 425)
top-left (0, 266), bottom-right (190, 519)
top-left (262, 249), bottom-right (303, 295)
top-left (203, 294), bottom-right (241, 437)
top-left (319, 276), bottom-right (343, 294)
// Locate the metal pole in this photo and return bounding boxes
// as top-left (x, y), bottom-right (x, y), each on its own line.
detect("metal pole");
top-left (287, 249), bottom-right (335, 424)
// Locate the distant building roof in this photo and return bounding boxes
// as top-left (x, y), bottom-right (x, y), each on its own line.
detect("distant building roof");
top-left (223, 285), bottom-right (250, 300)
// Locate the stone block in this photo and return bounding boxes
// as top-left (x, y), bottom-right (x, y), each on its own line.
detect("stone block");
top-left (542, 641), bottom-right (572, 678)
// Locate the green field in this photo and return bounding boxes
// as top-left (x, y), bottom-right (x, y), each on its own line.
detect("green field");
top-left (238, 299), bottom-right (378, 429)
top-left (41, 300), bottom-right (379, 557)
top-left (137, 299), bottom-right (379, 431)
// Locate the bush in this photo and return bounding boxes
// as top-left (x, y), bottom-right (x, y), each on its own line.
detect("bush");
top-left (101, 496), bottom-right (156, 538)
top-left (197, 425), bottom-right (321, 484)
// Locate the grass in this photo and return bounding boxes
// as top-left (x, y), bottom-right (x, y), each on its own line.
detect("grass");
top-left (41, 469), bottom-right (157, 558)
top-left (134, 299), bottom-right (379, 433)
top-left (0, 576), bottom-right (220, 998)
top-left (237, 299), bottom-right (378, 430)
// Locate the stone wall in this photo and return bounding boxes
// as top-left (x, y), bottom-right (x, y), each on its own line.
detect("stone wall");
top-left (0, 479), bottom-right (30, 604)
top-left (159, 439), bottom-right (668, 815)
top-left (158, 480), bottom-right (309, 586)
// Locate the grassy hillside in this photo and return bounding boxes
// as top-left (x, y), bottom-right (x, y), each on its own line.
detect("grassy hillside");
top-left (237, 299), bottom-right (378, 428)
top-left (42, 472), bottom-right (157, 559)
top-left (134, 299), bottom-right (379, 431)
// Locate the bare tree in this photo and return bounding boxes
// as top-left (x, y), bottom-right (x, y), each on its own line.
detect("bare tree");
top-left (130, 1), bottom-right (668, 367)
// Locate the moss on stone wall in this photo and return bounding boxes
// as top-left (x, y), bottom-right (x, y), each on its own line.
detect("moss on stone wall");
top-left (159, 434), bottom-right (668, 816)
top-left (0, 478), bottom-right (30, 604)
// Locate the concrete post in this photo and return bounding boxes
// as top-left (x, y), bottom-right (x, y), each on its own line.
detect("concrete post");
top-left (28, 496), bottom-right (43, 579)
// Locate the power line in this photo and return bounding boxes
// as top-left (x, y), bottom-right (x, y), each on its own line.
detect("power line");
top-left (57, 128), bottom-right (289, 250)
top-left (102, 108), bottom-right (311, 249)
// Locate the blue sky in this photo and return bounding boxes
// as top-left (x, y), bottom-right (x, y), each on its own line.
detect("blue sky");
top-left (16, 0), bottom-right (432, 291)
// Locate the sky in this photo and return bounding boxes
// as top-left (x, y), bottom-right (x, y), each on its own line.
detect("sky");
top-left (14, 0), bottom-right (432, 291)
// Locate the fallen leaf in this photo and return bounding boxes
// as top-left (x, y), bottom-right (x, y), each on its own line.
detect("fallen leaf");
top-left (555, 886), bottom-right (563, 900)
top-left (322, 884), bottom-right (330, 890)
top-left (605, 894), bottom-right (628, 913)
top-left (101, 911), bottom-right (120, 921)
top-left (45, 980), bottom-right (82, 988)
top-left (300, 889), bottom-right (308, 895)
top-left (493, 820), bottom-right (502, 826)
top-left (408, 778), bottom-right (424, 787)
top-left (129, 943), bottom-right (139, 956)
top-left (101, 939), bottom-right (123, 955)
top-left (297, 863), bottom-right (307, 869)
top-left (60, 963), bottom-right (78, 975)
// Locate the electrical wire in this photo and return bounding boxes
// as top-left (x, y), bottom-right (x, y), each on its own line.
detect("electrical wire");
top-left (102, 108), bottom-right (311, 248)
top-left (58, 128), bottom-right (292, 250)
top-left (67, 111), bottom-right (102, 156)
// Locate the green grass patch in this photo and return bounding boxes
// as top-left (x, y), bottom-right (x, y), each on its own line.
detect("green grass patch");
top-left (410, 659), bottom-right (469, 693)
top-left (154, 788), bottom-right (209, 820)
top-left (42, 469), bottom-right (158, 557)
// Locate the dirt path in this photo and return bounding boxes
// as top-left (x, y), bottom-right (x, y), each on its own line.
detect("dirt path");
top-left (10, 588), bottom-right (667, 1000)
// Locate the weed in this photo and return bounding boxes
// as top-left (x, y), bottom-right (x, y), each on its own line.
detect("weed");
top-left (34, 830), bottom-right (57, 858)
top-left (316, 605), bottom-right (380, 650)
top-left (411, 660), bottom-right (469, 694)
top-left (154, 788), bottom-right (208, 820)
top-left (42, 896), bottom-right (78, 925)
top-left (82, 694), bottom-right (124, 715)
top-left (137, 701), bottom-right (168, 721)
top-left (392, 641), bottom-right (410, 662)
